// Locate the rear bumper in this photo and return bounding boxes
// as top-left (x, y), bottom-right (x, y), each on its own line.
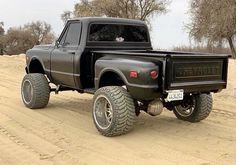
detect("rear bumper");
top-left (127, 80), bottom-right (226, 101)
top-left (167, 80), bottom-right (227, 93)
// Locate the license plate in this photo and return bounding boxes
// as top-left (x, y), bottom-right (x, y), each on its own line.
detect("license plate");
top-left (166, 89), bottom-right (184, 102)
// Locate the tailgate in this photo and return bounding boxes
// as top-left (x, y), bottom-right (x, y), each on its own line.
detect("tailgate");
top-left (165, 54), bottom-right (228, 92)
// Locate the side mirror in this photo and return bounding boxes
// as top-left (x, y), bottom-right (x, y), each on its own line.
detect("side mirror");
top-left (55, 40), bottom-right (60, 48)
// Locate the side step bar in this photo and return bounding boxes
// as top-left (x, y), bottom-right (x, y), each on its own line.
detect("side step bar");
top-left (83, 88), bottom-right (95, 94)
top-left (50, 85), bottom-right (74, 94)
top-left (50, 85), bottom-right (95, 95)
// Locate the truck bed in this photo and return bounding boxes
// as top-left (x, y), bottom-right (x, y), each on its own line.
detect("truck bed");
top-left (93, 50), bottom-right (229, 93)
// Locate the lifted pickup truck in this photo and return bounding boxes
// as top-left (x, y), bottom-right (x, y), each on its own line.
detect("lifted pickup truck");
top-left (21, 17), bottom-right (229, 137)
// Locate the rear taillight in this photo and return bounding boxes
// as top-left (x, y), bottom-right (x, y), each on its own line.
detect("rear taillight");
top-left (130, 71), bottom-right (138, 78)
top-left (150, 70), bottom-right (158, 79)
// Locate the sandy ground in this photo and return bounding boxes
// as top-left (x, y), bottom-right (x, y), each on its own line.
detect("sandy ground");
top-left (0, 54), bottom-right (235, 165)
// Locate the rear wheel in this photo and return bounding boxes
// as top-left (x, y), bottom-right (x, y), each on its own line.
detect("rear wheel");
top-left (173, 94), bottom-right (212, 122)
top-left (21, 73), bottom-right (50, 109)
top-left (92, 86), bottom-right (136, 137)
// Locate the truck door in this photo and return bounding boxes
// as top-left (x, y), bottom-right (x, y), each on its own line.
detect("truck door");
top-left (50, 21), bottom-right (81, 87)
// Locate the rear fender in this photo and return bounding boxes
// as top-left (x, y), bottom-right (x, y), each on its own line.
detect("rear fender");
top-left (96, 68), bottom-right (128, 89)
top-left (94, 56), bottom-right (161, 100)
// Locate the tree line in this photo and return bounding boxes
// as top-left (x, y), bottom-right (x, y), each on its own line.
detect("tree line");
top-left (0, 21), bottom-right (55, 55)
top-left (0, 0), bottom-right (235, 58)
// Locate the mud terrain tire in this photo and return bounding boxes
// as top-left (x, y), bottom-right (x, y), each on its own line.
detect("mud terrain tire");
top-left (92, 86), bottom-right (136, 137)
top-left (21, 73), bottom-right (50, 109)
top-left (173, 94), bottom-right (213, 122)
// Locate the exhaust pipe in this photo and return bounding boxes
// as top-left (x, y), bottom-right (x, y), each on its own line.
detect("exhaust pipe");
top-left (147, 99), bottom-right (164, 116)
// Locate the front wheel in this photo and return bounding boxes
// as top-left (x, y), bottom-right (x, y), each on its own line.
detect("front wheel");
top-left (92, 86), bottom-right (136, 137)
top-left (21, 73), bottom-right (50, 109)
top-left (173, 94), bottom-right (213, 122)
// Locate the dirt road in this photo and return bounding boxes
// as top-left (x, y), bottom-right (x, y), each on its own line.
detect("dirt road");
top-left (0, 55), bottom-right (235, 165)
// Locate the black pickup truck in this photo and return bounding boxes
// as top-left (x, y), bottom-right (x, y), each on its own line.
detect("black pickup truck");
top-left (21, 17), bottom-right (229, 137)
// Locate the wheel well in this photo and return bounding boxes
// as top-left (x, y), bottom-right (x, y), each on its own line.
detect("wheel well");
top-left (99, 71), bottom-right (126, 88)
top-left (28, 59), bottom-right (45, 74)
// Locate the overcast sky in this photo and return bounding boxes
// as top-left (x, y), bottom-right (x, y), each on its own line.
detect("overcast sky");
top-left (0, 0), bottom-right (190, 49)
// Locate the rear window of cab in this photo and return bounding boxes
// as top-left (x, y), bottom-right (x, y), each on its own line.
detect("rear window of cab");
top-left (88, 24), bottom-right (148, 43)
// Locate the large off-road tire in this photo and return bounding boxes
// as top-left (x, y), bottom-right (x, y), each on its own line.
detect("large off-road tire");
top-left (173, 94), bottom-right (213, 122)
top-left (92, 86), bottom-right (136, 137)
top-left (21, 73), bottom-right (50, 109)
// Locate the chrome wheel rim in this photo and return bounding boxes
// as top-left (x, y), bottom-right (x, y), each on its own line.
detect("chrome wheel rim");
top-left (175, 96), bottom-right (196, 117)
top-left (22, 79), bottom-right (33, 104)
top-left (93, 95), bottom-right (113, 130)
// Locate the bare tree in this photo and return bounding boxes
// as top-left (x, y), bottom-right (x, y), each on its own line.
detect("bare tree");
top-left (0, 22), bottom-right (4, 35)
top-left (0, 21), bottom-right (55, 55)
top-left (61, 11), bottom-right (72, 24)
top-left (73, 0), bottom-right (102, 17)
top-left (188, 0), bottom-right (236, 58)
top-left (4, 27), bottom-right (38, 55)
top-left (0, 22), bottom-right (5, 55)
top-left (24, 21), bottom-right (55, 44)
top-left (62, 0), bottom-right (170, 23)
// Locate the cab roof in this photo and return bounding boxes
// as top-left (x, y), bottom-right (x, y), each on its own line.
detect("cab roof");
top-left (68, 17), bottom-right (146, 26)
